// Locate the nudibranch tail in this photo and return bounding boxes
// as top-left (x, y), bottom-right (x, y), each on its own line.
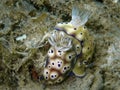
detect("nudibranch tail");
top-left (70, 5), bottom-right (92, 28)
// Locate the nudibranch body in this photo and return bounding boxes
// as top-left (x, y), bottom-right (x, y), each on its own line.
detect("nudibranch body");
top-left (41, 5), bottom-right (94, 85)
top-left (55, 6), bottom-right (94, 77)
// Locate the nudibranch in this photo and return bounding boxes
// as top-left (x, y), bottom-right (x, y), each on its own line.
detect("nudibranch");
top-left (54, 6), bottom-right (94, 77)
top-left (40, 5), bottom-right (94, 85)
top-left (42, 31), bottom-right (77, 84)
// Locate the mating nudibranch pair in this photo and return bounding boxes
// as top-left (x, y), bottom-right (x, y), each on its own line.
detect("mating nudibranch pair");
top-left (42, 6), bottom-right (94, 85)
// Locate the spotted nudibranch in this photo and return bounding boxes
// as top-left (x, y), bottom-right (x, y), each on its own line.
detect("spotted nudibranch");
top-left (42, 6), bottom-right (94, 85)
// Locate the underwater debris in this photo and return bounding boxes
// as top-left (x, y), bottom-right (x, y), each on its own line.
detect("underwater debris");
top-left (16, 34), bottom-right (27, 41)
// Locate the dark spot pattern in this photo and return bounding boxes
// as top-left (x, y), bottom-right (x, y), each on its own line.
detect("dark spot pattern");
top-left (46, 72), bottom-right (48, 74)
top-left (51, 50), bottom-right (53, 53)
top-left (58, 64), bottom-right (61, 67)
top-left (52, 63), bottom-right (54, 65)
top-left (51, 75), bottom-right (54, 78)
top-left (57, 50), bottom-right (63, 56)
top-left (49, 49), bottom-right (54, 53)
top-left (48, 65), bottom-right (51, 68)
top-left (64, 67), bottom-right (67, 70)
top-left (69, 56), bottom-right (72, 59)
top-left (74, 28), bottom-right (77, 30)
top-left (88, 47), bottom-right (89, 50)
top-left (81, 40), bottom-right (84, 47)
top-left (58, 50), bottom-right (61, 52)
top-left (58, 61), bottom-right (62, 64)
